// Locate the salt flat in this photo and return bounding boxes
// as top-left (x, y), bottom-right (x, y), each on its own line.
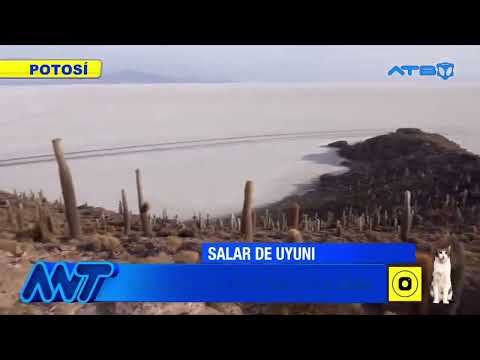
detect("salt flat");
top-left (1, 83), bottom-right (479, 219)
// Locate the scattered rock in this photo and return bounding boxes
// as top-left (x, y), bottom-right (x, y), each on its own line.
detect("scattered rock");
top-left (0, 239), bottom-right (24, 257)
top-left (173, 250), bottom-right (200, 264)
top-left (79, 234), bottom-right (122, 253)
top-left (179, 238), bottom-right (202, 252)
top-left (141, 252), bottom-right (174, 264)
top-left (156, 229), bottom-right (172, 237)
top-left (178, 229), bottom-right (195, 238)
top-left (287, 229), bottom-right (303, 243)
top-left (166, 236), bottom-right (183, 253)
top-left (207, 303), bottom-right (243, 315)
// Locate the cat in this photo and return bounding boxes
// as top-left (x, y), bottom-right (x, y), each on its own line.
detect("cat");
top-left (430, 238), bottom-right (465, 315)
top-left (430, 245), bottom-right (453, 304)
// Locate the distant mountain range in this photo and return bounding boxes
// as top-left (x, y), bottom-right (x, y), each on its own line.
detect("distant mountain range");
top-left (0, 70), bottom-right (234, 85)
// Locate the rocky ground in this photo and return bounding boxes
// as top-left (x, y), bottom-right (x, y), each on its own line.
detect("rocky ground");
top-left (1, 128), bottom-right (480, 315)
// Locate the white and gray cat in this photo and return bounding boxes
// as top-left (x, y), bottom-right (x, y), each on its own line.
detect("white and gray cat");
top-left (430, 246), bottom-right (453, 304)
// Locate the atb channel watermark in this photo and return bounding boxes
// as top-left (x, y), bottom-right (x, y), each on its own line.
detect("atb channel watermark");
top-left (388, 62), bottom-right (454, 80)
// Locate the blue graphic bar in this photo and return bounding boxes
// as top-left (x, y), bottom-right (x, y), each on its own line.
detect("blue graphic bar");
top-left (201, 243), bottom-right (416, 264)
top-left (93, 264), bottom-right (388, 303)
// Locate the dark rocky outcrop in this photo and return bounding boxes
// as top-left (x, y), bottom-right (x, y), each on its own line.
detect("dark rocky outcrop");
top-left (327, 140), bottom-right (348, 148)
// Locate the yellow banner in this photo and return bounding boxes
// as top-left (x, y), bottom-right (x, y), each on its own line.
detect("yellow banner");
top-left (0, 59), bottom-right (102, 78)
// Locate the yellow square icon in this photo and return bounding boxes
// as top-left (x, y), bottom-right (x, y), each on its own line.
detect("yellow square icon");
top-left (388, 266), bottom-right (422, 302)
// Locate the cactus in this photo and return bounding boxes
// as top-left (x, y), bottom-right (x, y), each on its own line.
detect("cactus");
top-left (327, 211), bottom-right (334, 228)
top-left (43, 205), bottom-right (57, 234)
top-left (444, 194), bottom-right (451, 208)
top-left (34, 202), bottom-right (41, 222)
top-left (230, 213), bottom-right (236, 231)
top-left (52, 138), bottom-right (82, 239)
top-left (401, 190), bottom-right (412, 242)
top-left (281, 213), bottom-right (288, 231)
top-left (456, 206), bottom-right (464, 226)
top-left (302, 214), bottom-right (309, 231)
top-left (121, 189), bottom-right (131, 235)
top-left (336, 220), bottom-right (343, 237)
top-left (462, 189), bottom-right (468, 208)
top-left (15, 203), bottom-right (25, 232)
top-left (34, 206), bottom-right (55, 243)
top-left (358, 214), bottom-right (365, 232)
top-left (252, 208), bottom-right (257, 233)
top-left (241, 180), bottom-right (254, 242)
top-left (290, 202), bottom-right (300, 230)
top-left (101, 212), bottom-right (108, 233)
top-left (135, 169), bottom-right (152, 237)
top-left (5, 200), bottom-right (16, 230)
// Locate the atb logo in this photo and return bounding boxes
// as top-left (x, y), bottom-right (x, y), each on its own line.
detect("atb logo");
top-left (388, 62), bottom-right (455, 80)
top-left (388, 266), bottom-right (422, 302)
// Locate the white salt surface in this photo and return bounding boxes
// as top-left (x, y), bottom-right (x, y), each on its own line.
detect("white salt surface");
top-left (1, 83), bottom-right (479, 219)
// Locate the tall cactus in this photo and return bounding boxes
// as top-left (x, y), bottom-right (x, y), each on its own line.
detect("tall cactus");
top-left (462, 189), bottom-right (468, 208)
top-left (401, 190), bottom-right (412, 242)
top-left (52, 138), bottom-right (82, 239)
top-left (16, 203), bottom-right (25, 232)
top-left (43, 205), bottom-right (57, 234)
top-left (336, 220), bottom-right (343, 237)
top-left (121, 189), bottom-right (131, 235)
top-left (241, 180), bottom-right (254, 242)
top-left (252, 208), bottom-right (257, 233)
top-left (358, 214), bottom-right (365, 232)
top-left (6, 200), bottom-right (16, 230)
top-left (135, 169), bottom-right (152, 237)
top-left (290, 202), bottom-right (300, 230)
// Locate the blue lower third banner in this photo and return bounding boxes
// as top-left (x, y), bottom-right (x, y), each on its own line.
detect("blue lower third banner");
top-left (20, 262), bottom-right (388, 304)
top-left (202, 243), bottom-right (416, 264)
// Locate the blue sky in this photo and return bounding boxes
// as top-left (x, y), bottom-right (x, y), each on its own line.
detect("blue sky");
top-left (0, 45), bottom-right (478, 82)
